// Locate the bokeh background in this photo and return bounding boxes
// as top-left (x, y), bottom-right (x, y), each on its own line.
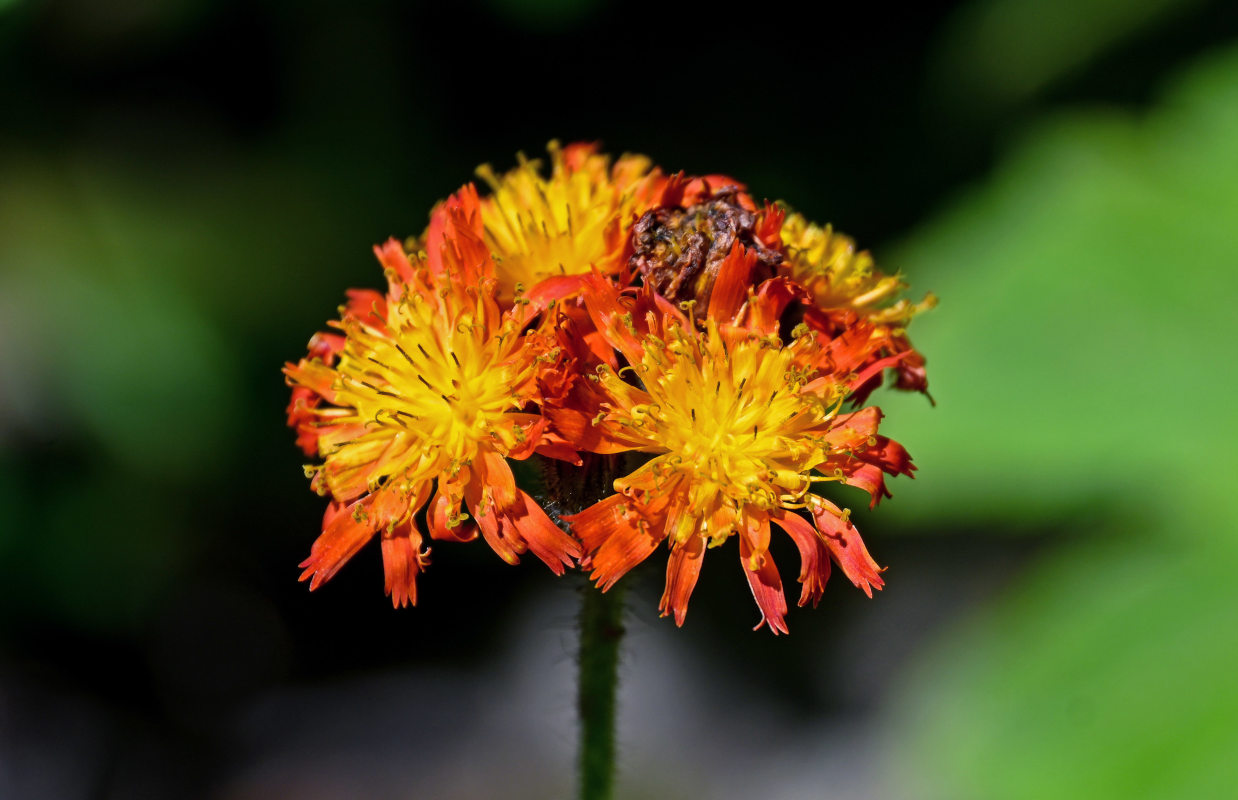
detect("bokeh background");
top-left (2, 0), bottom-right (1237, 798)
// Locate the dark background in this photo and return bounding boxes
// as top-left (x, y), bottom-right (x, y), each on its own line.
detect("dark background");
top-left (3, 0), bottom-right (1237, 798)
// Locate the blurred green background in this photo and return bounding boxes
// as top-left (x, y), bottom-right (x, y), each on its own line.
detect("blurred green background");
top-left (2, 0), bottom-right (1236, 798)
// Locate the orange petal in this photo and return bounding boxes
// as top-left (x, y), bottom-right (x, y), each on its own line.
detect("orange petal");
top-left (428, 487), bottom-right (479, 543)
top-left (285, 332), bottom-right (344, 454)
top-left (739, 511), bottom-right (789, 634)
top-left (824, 407), bottom-right (882, 444)
top-left (381, 519), bottom-right (429, 608)
top-left (567, 494), bottom-right (662, 591)
top-left (561, 140), bottom-right (601, 170)
top-left (305, 331), bottom-right (346, 362)
top-left (343, 288), bottom-right (387, 327)
top-left (508, 490), bottom-right (582, 574)
top-left (746, 276), bottom-right (801, 337)
top-left (755, 202), bottom-right (786, 249)
top-left (373, 476), bottom-right (423, 529)
top-left (836, 461), bottom-right (892, 509)
top-left (817, 409), bottom-right (915, 508)
top-left (503, 414), bottom-right (548, 461)
top-left (657, 171), bottom-right (689, 208)
top-left (815, 313), bottom-right (880, 374)
top-left (706, 241), bottom-right (757, 322)
top-left (476, 449), bottom-right (518, 511)
top-left (579, 273), bottom-right (645, 364)
top-left (770, 509), bottom-right (831, 608)
top-left (425, 183), bottom-right (483, 277)
top-left (566, 494), bottom-right (633, 554)
top-left (298, 495), bottom-right (378, 590)
top-left (658, 534), bottom-right (706, 626)
top-left (544, 404), bottom-right (645, 455)
top-left (810, 497), bottom-right (885, 597)
top-left (862, 435), bottom-right (914, 479)
top-left (283, 359), bottom-right (338, 403)
top-left (287, 389), bottom-right (321, 457)
top-left (373, 237), bottom-right (417, 290)
top-left (439, 204), bottom-right (495, 287)
top-left (848, 352), bottom-right (911, 394)
top-left (533, 438), bottom-right (585, 465)
top-left (464, 470), bottom-right (522, 565)
top-left (528, 274), bottom-right (590, 306)
top-left (321, 499), bottom-right (348, 530)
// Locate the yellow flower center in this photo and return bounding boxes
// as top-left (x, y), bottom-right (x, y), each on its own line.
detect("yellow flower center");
top-left (780, 212), bottom-right (909, 317)
top-left (318, 285), bottom-right (533, 498)
top-left (597, 320), bottom-right (845, 545)
top-left (475, 145), bottom-right (651, 302)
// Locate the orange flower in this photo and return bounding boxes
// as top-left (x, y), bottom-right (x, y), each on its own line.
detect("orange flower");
top-left (284, 205), bottom-right (580, 607)
top-left (780, 211), bottom-right (937, 400)
top-left (559, 258), bottom-right (914, 632)
top-left (419, 141), bottom-right (665, 308)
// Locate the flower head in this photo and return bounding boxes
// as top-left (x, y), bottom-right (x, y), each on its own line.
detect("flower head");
top-left (284, 207), bottom-right (580, 606)
top-left (560, 263), bottom-right (914, 632)
top-left (430, 141), bottom-right (663, 307)
top-left (780, 211), bottom-right (937, 399)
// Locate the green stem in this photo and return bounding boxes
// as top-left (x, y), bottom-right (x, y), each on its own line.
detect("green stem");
top-left (578, 583), bottom-right (624, 800)
top-left (533, 452), bottom-right (633, 800)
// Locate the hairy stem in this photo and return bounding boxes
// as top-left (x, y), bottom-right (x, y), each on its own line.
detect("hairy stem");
top-left (534, 452), bottom-right (634, 800)
top-left (578, 583), bottom-right (624, 800)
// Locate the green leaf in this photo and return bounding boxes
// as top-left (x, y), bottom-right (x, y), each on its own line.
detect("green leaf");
top-left (876, 44), bottom-right (1238, 800)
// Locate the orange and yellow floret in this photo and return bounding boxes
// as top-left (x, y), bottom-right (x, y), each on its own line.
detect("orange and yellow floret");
top-left (431, 141), bottom-right (663, 307)
top-left (284, 206), bottom-right (579, 607)
top-left (559, 273), bottom-right (913, 633)
top-left (780, 211), bottom-right (937, 399)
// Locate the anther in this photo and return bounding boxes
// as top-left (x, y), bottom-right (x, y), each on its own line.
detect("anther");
top-left (395, 344), bottom-right (417, 365)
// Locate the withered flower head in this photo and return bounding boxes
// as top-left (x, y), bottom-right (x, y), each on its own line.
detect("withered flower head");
top-left (630, 187), bottom-right (784, 311)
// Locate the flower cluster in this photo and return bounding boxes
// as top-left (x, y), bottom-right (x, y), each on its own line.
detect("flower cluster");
top-left (285, 142), bottom-right (933, 631)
